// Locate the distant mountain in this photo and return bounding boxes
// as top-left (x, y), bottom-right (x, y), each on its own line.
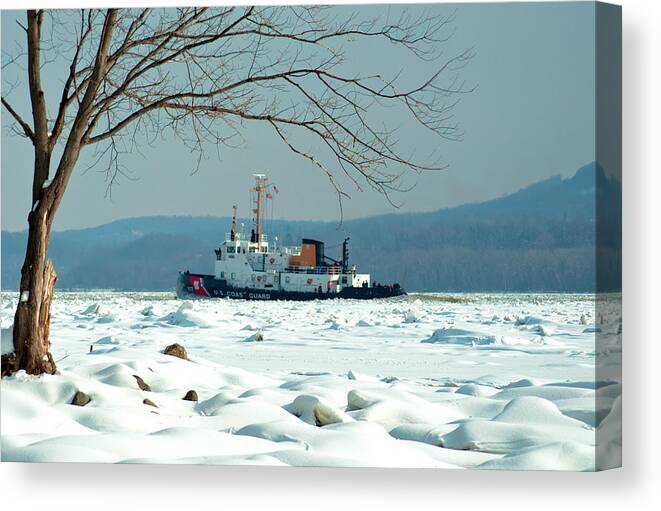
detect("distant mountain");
top-left (1, 162), bottom-right (621, 293)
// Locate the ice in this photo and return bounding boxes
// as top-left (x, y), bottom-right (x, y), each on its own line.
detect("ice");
top-left (0, 291), bottom-right (620, 470)
top-left (422, 327), bottom-right (502, 346)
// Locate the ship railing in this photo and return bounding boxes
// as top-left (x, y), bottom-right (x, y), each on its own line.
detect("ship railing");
top-left (285, 265), bottom-right (342, 275)
top-left (224, 232), bottom-right (268, 243)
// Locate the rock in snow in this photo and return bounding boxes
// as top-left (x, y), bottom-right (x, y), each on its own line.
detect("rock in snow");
top-left (183, 390), bottom-right (199, 402)
top-left (243, 331), bottom-right (264, 342)
top-left (163, 343), bottom-right (188, 360)
top-left (70, 391), bottom-right (92, 407)
top-left (133, 375), bottom-right (151, 392)
top-left (143, 398), bottom-right (158, 408)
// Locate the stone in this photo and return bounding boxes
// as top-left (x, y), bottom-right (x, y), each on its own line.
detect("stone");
top-left (71, 391), bottom-right (91, 407)
top-left (243, 331), bottom-right (264, 342)
top-left (133, 374), bottom-right (151, 392)
top-left (1, 353), bottom-right (17, 378)
top-left (143, 398), bottom-right (158, 408)
top-left (163, 343), bottom-right (188, 360)
top-left (182, 390), bottom-right (198, 402)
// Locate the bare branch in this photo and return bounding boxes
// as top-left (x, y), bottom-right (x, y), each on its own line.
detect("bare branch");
top-left (7, 6), bottom-right (472, 205)
top-left (1, 97), bottom-right (35, 141)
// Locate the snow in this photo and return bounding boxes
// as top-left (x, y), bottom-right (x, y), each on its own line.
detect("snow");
top-left (0, 291), bottom-right (621, 470)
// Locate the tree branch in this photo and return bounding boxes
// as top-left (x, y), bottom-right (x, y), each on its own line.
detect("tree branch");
top-left (1, 97), bottom-right (35, 141)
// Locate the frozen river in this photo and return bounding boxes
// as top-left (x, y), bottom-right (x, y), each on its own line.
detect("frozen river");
top-left (1, 291), bottom-right (621, 470)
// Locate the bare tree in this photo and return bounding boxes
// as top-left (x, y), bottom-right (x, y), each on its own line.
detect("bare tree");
top-left (1, 6), bottom-right (472, 376)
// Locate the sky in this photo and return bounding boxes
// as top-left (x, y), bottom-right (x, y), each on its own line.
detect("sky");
top-left (1, 2), bottom-right (602, 232)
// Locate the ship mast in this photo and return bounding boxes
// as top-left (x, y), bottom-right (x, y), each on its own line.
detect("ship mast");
top-left (252, 174), bottom-right (267, 251)
top-left (231, 205), bottom-right (237, 241)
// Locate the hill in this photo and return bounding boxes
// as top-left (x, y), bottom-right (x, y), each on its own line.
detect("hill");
top-left (1, 162), bottom-right (621, 292)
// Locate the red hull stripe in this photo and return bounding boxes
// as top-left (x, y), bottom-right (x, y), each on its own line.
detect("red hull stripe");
top-left (189, 275), bottom-right (210, 297)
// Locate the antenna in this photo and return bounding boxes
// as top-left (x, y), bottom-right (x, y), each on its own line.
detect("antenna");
top-left (342, 237), bottom-right (350, 272)
top-left (252, 174), bottom-right (267, 251)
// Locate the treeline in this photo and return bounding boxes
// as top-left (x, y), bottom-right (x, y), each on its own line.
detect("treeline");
top-left (1, 162), bottom-right (621, 293)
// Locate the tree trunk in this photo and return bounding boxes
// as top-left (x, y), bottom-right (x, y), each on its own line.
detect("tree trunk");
top-left (9, 199), bottom-right (57, 376)
top-left (1, 10), bottom-right (118, 378)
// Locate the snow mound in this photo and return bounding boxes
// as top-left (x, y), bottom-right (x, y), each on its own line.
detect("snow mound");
top-left (95, 335), bottom-right (121, 346)
top-left (346, 369), bottom-right (378, 382)
top-left (422, 327), bottom-right (501, 346)
top-left (283, 394), bottom-right (354, 426)
top-left (455, 383), bottom-right (499, 397)
top-left (441, 396), bottom-right (593, 455)
top-left (96, 313), bottom-right (116, 324)
top-left (441, 418), bottom-right (593, 454)
top-left (163, 302), bottom-right (210, 328)
top-left (389, 423), bottom-right (456, 446)
top-left (196, 391), bottom-right (240, 415)
top-left (82, 303), bottom-right (106, 315)
top-left (238, 419), bottom-right (458, 468)
top-left (493, 396), bottom-right (587, 428)
top-left (346, 388), bottom-right (461, 428)
top-left (325, 318), bottom-right (343, 330)
top-left (515, 316), bottom-right (547, 326)
top-left (479, 441), bottom-right (595, 471)
top-left (530, 324), bottom-right (553, 336)
top-left (403, 310), bottom-right (424, 323)
top-left (1, 384), bottom-right (94, 437)
top-left (504, 378), bottom-right (542, 389)
top-left (494, 385), bottom-right (594, 402)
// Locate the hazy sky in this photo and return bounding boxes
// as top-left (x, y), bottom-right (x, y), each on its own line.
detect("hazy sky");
top-left (1, 2), bottom-right (600, 232)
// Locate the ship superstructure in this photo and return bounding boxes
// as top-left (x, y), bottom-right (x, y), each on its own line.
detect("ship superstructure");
top-left (177, 175), bottom-right (404, 300)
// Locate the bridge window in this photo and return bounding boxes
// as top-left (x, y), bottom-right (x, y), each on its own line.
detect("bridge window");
top-left (227, 246), bottom-right (235, 254)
